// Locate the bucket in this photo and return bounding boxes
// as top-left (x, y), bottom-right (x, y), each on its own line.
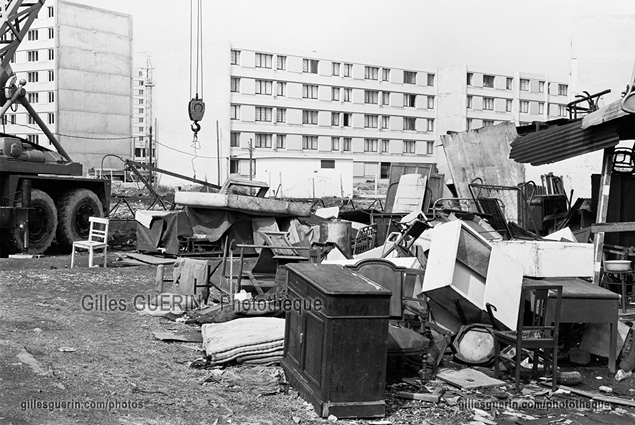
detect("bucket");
top-left (320, 220), bottom-right (352, 257)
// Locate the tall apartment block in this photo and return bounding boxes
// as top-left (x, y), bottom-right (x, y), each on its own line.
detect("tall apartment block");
top-left (5, 0), bottom-right (133, 172)
top-left (219, 46), bottom-right (438, 197)
top-left (132, 59), bottom-right (155, 165)
top-left (437, 65), bottom-right (570, 137)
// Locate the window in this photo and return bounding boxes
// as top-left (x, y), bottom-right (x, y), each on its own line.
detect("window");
top-left (403, 140), bottom-right (416, 154)
top-left (255, 80), bottom-right (272, 95)
top-left (467, 96), bottom-right (473, 109)
top-left (364, 114), bottom-right (378, 128)
top-left (139, 99), bottom-right (144, 104)
top-left (302, 84), bottom-right (318, 99)
top-left (276, 108), bottom-right (286, 123)
top-left (520, 100), bottom-right (529, 113)
top-left (427, 119), bottom-right (435, 132)
top-left (332, 87), bottom-right (340, 101)
top-left (27, 72), bottom-right (38, 83)
top-left (520, 79), bottom-right (529, 91)
top-left (302, 135), bottom-right (318, 150)
top-left (381, 116), bottom-right (390, 129)
top-left (331, 137), bottom-right (340, 151)
top-left (138, 89), bottom-right (144, 95)
top-left (28, 134), bottom-right (39, 145)
top-left (321, 160), bottom-right (335, 169)
top-left (48, 28), bottom-right (54, 39)
top-left (276, 55), bottom-right (286, 70)
top-left (427, 73), bottom-right (435, 86)
top-left (255, 53), bottom-right (272, 68)
top-left (229, 159), bottom-right (239, 174)
top-left (558, 84), bottom-right (568, 96)
top-left (27, 50), bottom-right (38, 62)
top-left (365, 66), bottom-right (379, 80)
top-left (483, 97), bottom-right (494, 110)
top-left (255, 107), bottom-right (272, 122)
top-left (48, 49), bottom-right (54, 60)
top-left (230, 104), bottom-right (240, 120)
top-left (138, 108), bottom-right (144, 114)
top-left (139, 80), bottom-right (144, 86)
top-left (483, 75), bottom-right (495, 88)
top-left (364, 90), bottom-right (378, 104)
top-left (538, 81), bottom-right (545, 93)
top-left (343, 113), bottom-right (352, 127)
top-left (48, 6), bottom-right (54, 17)
top-left (276, 82), bottom-right (286, 97)
top-left (539, 102), bottom-right (545, 114)
top-left (343, 138), bottom-right (351, 151)
top-left (427, 96), bottom-right (435, 109)
top-left (230, 132), bottom-right (240, 147)
top-left (276, 135), bottom-right (286, 149)
top-left (483, 120), bottom-right (494, 127)
top-left (403, 94), bottom-right (416, 107)
top-left (332, 62), bottom-right (340, 76)
top-left (558, 104), bottom-right (567, 117)
top-left (467, 73), bottom-right (473, 86)
top-left (381, 139), bottom-right (389, 153)
top-left (343, 88), bottom-right (351, 102)
top-left (28, 92), bottom-right (39, 103)
top-left (364, 138), bottom-right (378, 152)
top-left (403, 117), bottom-right (416, 130)
top-left (230, 50), bottom-right (240, 65)
top-left (28, 115), bottom-right (35, 125)
top-left (505, 99), bottom-right (512, 112)
top-left (28, 30), bottom-right (38, 41)
top-left (343, 63), bottom-right (352, 77)
top-left (255, 133), bottom-right (272, 148)
top-left (138, 117), bottom-right (144, 123)
top-left (138, 127), bottom-right (144, 132)
top-left (331, 112), bottom-right (340, 126)
top-left (401, 71), bottom-right (416, 84)
top-left (381, 91), bottom-right (390, 106)
top-left (506, 77), bottom-right (513, 90)
top-left (303, 58), bottom-right (318, 73)
top-left (230, 77), bottom-right (240, 92)
top-left (426, 141), bottom-right (434, 155)
top-left (302, 110), bottom-right (318, 124)
top-left (382, 68), bottom-right (390, 81)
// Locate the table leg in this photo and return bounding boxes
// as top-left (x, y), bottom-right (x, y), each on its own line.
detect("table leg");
top-left (609, 319), bottom-right (617, 373)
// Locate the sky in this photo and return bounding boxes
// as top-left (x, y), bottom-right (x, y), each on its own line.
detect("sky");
top-left (70, 0), bottom-right (635, 182)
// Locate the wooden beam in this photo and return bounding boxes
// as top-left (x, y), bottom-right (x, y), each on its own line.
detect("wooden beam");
top-left (593, 148), bottom-right (615, 285)
top-left (591, 222), bottom-right (635, 233)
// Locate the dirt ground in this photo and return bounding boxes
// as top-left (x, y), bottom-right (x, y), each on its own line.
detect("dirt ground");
top-left (2, 252), bottom-right (635, 425)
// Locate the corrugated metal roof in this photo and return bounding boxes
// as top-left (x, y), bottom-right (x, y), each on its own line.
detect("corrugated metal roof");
top-left (510, 118), bottom-right (622, 166)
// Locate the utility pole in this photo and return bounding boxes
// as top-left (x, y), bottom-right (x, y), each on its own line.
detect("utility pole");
top-left (143, 53), bottom-right (155, 182)
top-left (248, 138), bottom-right (253, 181)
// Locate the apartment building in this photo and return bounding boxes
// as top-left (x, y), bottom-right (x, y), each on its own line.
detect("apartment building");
top-left (132, 61), bottom-right (155, 165)
top-left (437, 65), bottom-right (570, 138)
top-left (5, 0), bottom-right (133, 173)
top-left (221, 46), bottom-right (438, 197)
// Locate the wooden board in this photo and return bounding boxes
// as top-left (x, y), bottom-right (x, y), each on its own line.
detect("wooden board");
top-left (125, 253), bottom-right (176, 265)
top-left (440, 122), bottom-right (524, 198)
top-left (436, 367), bottom-right (505, 390)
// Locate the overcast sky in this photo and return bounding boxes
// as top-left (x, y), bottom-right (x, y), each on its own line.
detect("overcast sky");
top-left (71, 0), bottom-right (635, 181)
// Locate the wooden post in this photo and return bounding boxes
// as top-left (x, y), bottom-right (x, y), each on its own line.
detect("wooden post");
top-left (593, 148), bottom-right (614, 285)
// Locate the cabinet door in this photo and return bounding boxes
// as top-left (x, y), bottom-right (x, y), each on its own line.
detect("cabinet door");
top-left (286, 304), bottom-right (303, 370)
top-left (303, 310), bottom-right (325, 387)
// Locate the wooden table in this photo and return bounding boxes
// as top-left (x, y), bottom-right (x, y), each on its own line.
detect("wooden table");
top-left (525, 277), bottom-right (619, 372)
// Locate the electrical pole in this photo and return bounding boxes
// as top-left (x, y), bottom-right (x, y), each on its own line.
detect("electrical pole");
top-left (144, 53), bottom-right (155, 182)
top-left (248, 138), bottom-right (253, 181)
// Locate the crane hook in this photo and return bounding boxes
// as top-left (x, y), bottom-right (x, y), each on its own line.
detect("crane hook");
top-left (191, 121), bottom-right (201, 133)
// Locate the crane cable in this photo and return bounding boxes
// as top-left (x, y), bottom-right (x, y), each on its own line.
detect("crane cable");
top-left (188, 0), bottom-right (205, 178)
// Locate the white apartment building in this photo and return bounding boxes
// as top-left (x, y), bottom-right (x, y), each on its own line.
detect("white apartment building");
top-left (221, 46), bottom-right (438, 197)
top-left (132, 62), bottom-right (154, 165)
top-left (5, 0), bottom-right (133, 173)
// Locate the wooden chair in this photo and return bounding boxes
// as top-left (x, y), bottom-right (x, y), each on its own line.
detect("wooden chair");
top-left (71, 217), bottom-right (109, 268)
top-left (488, 283), bottom-right (563, 392)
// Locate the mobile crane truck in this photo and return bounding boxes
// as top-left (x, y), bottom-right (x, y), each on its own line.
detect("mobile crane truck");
top-left (0, 0), bottom-right (110, 256)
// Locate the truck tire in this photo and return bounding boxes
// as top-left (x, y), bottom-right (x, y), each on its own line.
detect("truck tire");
top-left (56, 189), bottom-right (104, 250)
top-left (5, 189), bottom-right (58, 255)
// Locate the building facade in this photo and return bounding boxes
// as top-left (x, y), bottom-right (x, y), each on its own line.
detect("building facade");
top-left (132, 58), bottom-right (155, 165)
top-left (5, 0), bottom-right (133, 173)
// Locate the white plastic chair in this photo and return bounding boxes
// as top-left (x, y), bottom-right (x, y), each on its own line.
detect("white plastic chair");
top-left (71, 217), bottom-right (109, 268)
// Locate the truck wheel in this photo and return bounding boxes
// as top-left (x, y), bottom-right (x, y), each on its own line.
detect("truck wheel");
top-left (11, 189), bottom-right (58, 254)
top-left (56, 189), bottom-right (104, 250)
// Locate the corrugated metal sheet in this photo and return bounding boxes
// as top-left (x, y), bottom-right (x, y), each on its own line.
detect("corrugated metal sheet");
top-left (510, 118), bottom-right (621, 166)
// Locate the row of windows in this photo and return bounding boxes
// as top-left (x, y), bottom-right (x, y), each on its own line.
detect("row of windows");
top-left (239, 105), bottom-right (435, 131)
top-left (231, 132), bottom-right (434, 154)
top-left (27, 70), bottom-right (55, 83)
top-left (25, 27), bottom-right (55, 41)
top-left (230, 49), bottom-right (434, 85)
top-left (467, 73), bottom-right (568, 96)
top-left (2, 112), bottom-right (55, 126)
top-left (467, 95), bottom-right (567, 116)
top-left (20, 91), bottom-right (55, 104)
top-left (231, 78), bottom-right (435, 108)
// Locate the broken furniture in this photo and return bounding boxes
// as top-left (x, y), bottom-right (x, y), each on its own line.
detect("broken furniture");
top-left (71, 217), bottom-right (109, 268)
top-left (601, 269), bottom-right (635, 313)
top-left (171, 258), bottom-right (222, 303)
top-left (282, 263), bottom-right (391, 419)
top-left (380, 216), bottom-right (430, 259)
top-left (489, 282), bottom-right (563, 392)
top-left (351, 223), bottom-right (377, 255)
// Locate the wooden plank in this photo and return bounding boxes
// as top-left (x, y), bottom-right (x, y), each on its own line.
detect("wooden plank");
top-left (125, 253), bottom-right (176, 265)
top-left (593, 148), bottom-right (615, 285)
top-left (436, 367), bottom-right (505, 390)
top-left (559, 385), bottom-right (635, 408)
top-left (395, 387), bottom-right (444, 403)
top-left (591, 222), bottom-right (635, 233)
top-left (581, 100), bottom-right (627, 129)
top-left (440, 122), bottom-right (524, 198)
